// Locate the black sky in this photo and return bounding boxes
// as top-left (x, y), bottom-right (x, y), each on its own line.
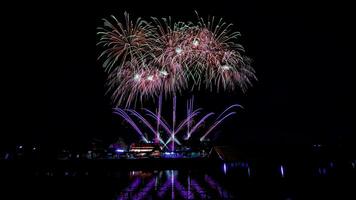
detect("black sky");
top-left (2, 1), bottom-right (354, 150)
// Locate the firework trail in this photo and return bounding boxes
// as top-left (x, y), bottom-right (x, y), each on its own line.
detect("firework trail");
top-left (113, 96), bottom-right (241, 151)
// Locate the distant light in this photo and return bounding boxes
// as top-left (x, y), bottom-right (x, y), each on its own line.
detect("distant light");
top-left (175, 47), bottom-right (183, 54)
top-left (247, 167), bottom-right (251, 177)
top-left (317, 167), bottom-right (327, 175)
top-left (115, 149), bottom-right (125, 153)
top-left (223, 163), bottom-right (227, 175)
top-left (329, 162), bottom-right (334, 168)
top-left (19, 145), bottom-right (23, 149)
top-left (280, 165), bottom-right (285, 177)
top-left (313, 144), bottom-right (322, 148)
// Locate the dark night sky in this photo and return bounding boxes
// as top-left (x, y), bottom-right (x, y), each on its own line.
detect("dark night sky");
top-left (2, 1), bottom-right (354, 149)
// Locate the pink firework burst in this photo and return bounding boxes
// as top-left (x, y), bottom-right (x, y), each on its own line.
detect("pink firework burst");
top-left (97, 12), bottom-right (256, 107)
top-left (97, 12), bottom-right (155, 72)
top-left (107, 58), bottom-right (187, 107)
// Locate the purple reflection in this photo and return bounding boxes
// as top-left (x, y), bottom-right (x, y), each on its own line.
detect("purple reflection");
top-left (119, 171), bottom-right (234, 200)
top-left (158, 170), bottom-right (194, 199)
top-left (171, 170), bottom-right (175, 200)
top-left (329, 162), bottom-right (334, 168)
top-left (205, 175), bottom-right (229, 199)
top-left (132, 178), bottom-right (156, 200)
top-left (175, 177), bottom-right (194, 199)
top-left (317, 167), bottom-right (328, 175)
top-left (157, 179), bottom-right (171, 198)
top-left (118, 178), bottom-right (141, 200)
top-left (188, 175), bottom-right (191, 199)
top-left (191, 179), bottom-right (206, 199)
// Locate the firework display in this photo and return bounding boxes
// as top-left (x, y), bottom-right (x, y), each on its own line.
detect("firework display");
top-left (98, 12), bottom-right (255, 107)
top-left (113, 96), bottom-right (241, 151)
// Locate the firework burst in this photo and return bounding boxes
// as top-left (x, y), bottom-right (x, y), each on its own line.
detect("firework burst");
top-left (97, 12), bottom-right (155, 72)
top-left (98, 12), bottom-right (256, 107)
